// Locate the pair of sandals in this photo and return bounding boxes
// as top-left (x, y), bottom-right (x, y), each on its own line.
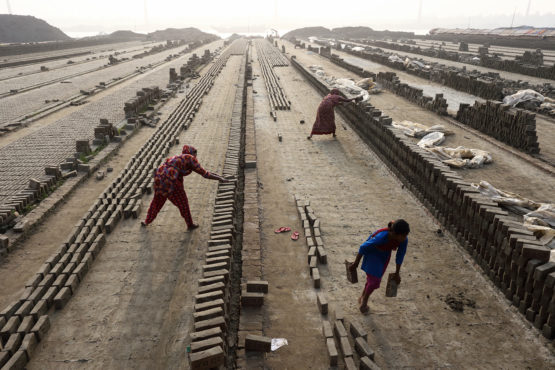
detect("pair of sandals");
top-left (274, 226), bottom-right (299, 240)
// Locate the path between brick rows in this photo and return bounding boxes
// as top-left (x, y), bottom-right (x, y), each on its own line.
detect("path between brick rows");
top-left (24, 55), bottom-right (242, 369)
top-left (252, 48), bottom-right (554, 368)
top-left (281, 41), bottom-right (555, 204)
top-left (0, 40), bottom-right (223, 204)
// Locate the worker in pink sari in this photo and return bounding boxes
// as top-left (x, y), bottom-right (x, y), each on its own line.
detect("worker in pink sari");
top-left (307, 89), bottom-right (359, 140)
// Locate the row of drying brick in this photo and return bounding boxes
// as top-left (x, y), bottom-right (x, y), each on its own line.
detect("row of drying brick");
top-left (187, 46), bottom-right (245, 370)
top-left (456, 100), bottom-right (539, 154)
top-left (295, 197), bottom-right (381, 369)
top-left (291, 56), bottom-right (555, 341)
top-left (0, 44), bottom-right (240, 370)
top-left (254, 39), bottom-right (291, 112)
top-left (376, 71), bottom-right (448, 115)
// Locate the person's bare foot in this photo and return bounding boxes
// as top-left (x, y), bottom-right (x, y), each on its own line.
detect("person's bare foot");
top-left (141, 221), bottom-right (147, 227)
top-left (307, 135), bottom-right (312, 140)
top-left (359, 305), bottom-right (369, 315)
top-left (188, 224), bottom-right (199, 231)
top-left (332, 133), bottom-right (336, 138)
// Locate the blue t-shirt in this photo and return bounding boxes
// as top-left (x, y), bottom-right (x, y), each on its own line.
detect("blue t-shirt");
top-left (358, 230), bottom-right (407, 278)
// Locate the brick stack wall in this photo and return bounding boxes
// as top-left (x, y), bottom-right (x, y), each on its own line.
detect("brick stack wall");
top-left (290, 55), bottom-right (554, 340)
top-left (456, 101), bottom-right (540, 154)
top-left (376, 71), bottom-right (448, 115)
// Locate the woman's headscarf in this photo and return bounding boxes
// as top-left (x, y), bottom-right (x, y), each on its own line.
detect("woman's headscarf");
top-left (330, 88), bottom-right (341, 96)
top-left (182, 145), bottom-right (197, 156)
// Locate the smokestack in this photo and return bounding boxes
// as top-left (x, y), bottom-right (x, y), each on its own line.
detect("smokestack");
top-left (6, 0), bottom-right (12, 14)
top-left (418, 0), bottom-right (423, 22)
top-left (526, 0), bottom-right (531, 17)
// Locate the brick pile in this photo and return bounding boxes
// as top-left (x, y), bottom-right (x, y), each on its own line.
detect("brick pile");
top-left (188, 45), bottom-right (247, 370)
top-left (254, 39), bottom-right (290, 116)
top-left (0, 40), bottom-right (244, 369)
top-left (456, 101), bottom-right (539, 154)
top-left (291, 55), bottom-right (554, 340)
top-left (376, 72), bottom-right (448, 115)
top-left (123, 86), bottom-right (161, 118)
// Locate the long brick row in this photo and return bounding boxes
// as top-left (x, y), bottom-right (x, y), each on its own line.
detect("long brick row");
top-left (0, 40), bottom-right (245, 370)
top-left (456, 100), bottom-right (539, 154)
top-left (290, 55), bottom-right (554, 340)
top-left (187, 40), bottom-right (248, 370)
top-left (254, 39), bottom-right (291, 114)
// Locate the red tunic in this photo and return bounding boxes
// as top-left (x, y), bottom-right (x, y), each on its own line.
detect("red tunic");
top-left (310, 93), bottom-right (350, 135)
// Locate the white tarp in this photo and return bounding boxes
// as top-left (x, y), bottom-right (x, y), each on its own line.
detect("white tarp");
top-left (418, 132), bottom-right (445, 148)
top-left (388, 55), bottom-right (404, 63)
top-left (392, 120), bottom-right (454, 138)
top-left (426, 146), bottom-right (492, 168)
top-left (503, 89), bottom-right (545, 107)
top-left (471, 181), bottom-right (555, 247)
top-left (308, 65), bottom-right (369, 101)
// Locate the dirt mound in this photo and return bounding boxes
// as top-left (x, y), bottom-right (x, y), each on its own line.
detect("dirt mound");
top-left (0, 14), bottom-right (71, 43)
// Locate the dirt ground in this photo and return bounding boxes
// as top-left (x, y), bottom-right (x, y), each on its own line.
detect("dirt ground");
top-left (281, 40), bottom-right (555, 204)
top-left (252, 46), bottom-right (554, 368)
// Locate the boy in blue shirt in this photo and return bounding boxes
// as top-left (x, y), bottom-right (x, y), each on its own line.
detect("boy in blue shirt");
top-left (349, 219), bottom-right (410, 314)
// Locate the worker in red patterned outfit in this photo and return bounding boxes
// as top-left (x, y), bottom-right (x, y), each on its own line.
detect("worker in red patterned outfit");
top-left (141, 145), bottom-right (231, 231)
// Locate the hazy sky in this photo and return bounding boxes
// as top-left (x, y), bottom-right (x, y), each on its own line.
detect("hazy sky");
top-left (2, 0), bottom-right (555, 35)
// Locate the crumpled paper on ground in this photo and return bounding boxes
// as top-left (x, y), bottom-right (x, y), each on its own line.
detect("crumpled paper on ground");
top-left (271, 338), bottom-right (288, 351)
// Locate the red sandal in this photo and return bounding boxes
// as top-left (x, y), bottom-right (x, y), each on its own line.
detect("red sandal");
top-left (291, 231), bottom-right (299, 240)
top-left (274, 226), bottom-right (292, 233)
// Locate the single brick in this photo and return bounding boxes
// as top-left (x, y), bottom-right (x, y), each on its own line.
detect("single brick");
top-left (246, 280), bottom-right (268, 293)
top-left (344, 356), bottom-right (356, 370)
top-left (189, 346), bottom-right (224, 370)
top-left (360, 356), bottom-right (381, 370)
top-left (1, 350), bottom-right (27, 370)
top-left (312, 268), bottom-right (321, 288)
top-left (355, 336), bottom-right (375, 359)
top-left (16, 316), bottom-right (35, 334)
top-left (322, 321), bottom-right (333, 338)
top-left (1, 316), bottom-right (21, 344)
top-left (317, 293), bottom-right (328, 315)
top-left (4, 332), bottom-right (23, 355)
top-left (190, 327), bottom-right (223, 343)
top-left (20, 332), bottom-right (38, 360)
top-left (326, 337), bottom-right (338, 366)
top-left (339, 336), bottom-right (353, 357)
top-left (350, 321), bottom-right (368, 340)
top-left (241, 292), bottom-right (264, 307)
top-left (191, 336), bottom-right (224, 353)
top-left (334, 320), bottom-right (347, 338)
top-left (53, 287), bottom-right (72, 309)
top-left (245, 334), bottom-right (271, 352)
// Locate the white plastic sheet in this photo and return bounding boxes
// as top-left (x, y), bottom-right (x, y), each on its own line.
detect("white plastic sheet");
top-left (392, 120), bottom-right (454, 138)
top-left (503, 89), bottom-right (545, 107)
top-left (271, 338), bottom-right (288, 351)
top-left (417, 132), bottom-right (445, 148)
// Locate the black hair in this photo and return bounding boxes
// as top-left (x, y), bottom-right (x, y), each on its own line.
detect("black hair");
top-left (388, 219), bottom-right (410, 235)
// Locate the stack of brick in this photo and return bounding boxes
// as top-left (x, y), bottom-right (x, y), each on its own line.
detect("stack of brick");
top-left (291, 56), bottom-right (553, 339)
top-left (359, 39), bottom-right (555, 80)
top-left (0, 167), bottom-right (62, 231)
top-left (189, 47), bottom-right (248, 370)
top-left (93, 118), bottom-right (117, 144)
top-left (169, 68), bottom-right (178, 83)
top-left (123, 86), bottom-right (161, 118)
top-left (0, 41), bottom-right (244, 369)
top-left (376, 72), bottom-right (448, 115)
top-left (456, 101), bottom-right (540, 154)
